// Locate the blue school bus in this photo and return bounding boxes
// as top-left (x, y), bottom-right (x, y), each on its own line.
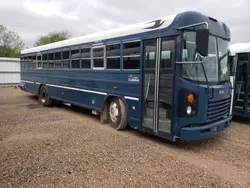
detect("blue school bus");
top-left (229, 43), bottom-right (250, 118)
top-left (20, 11), bottom-right (232, 141)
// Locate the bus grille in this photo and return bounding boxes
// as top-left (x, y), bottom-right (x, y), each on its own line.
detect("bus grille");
top-left (207, 96), bottom-right (231, 122)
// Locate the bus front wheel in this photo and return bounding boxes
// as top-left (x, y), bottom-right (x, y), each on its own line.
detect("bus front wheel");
top-left (107, 98), bottom-right (128, 130)
top-left (39, 86), bottom-right (53, 107)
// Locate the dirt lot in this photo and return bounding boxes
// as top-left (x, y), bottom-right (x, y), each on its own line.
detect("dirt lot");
top-left (0, 87), bottom-right (250, 188)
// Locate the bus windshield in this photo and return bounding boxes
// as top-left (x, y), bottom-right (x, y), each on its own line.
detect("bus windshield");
top-left (181, 31), bottom-right (230, 84)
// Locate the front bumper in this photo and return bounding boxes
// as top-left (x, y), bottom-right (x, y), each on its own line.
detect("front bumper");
top-left (180, 116), bottom-right (232, 141)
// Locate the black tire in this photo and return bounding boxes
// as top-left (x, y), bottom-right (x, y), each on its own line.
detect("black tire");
top-left (107, 98), bottom-right (128, 130)
top-left (38, 86), bottom-right (53, 107)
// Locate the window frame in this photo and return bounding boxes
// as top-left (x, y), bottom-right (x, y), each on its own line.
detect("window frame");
top-left (80, 46), bottom-right (91, 69)
top-left (92, 45), bottom-right (106, 70)
top-left (36, 53), bottom-right (42, 69)
top-left (46, 51), bottom-right (55, 69)
top-left (42, 52), bottom-right (49, 69)
top-left (62, 48), bottom-right (70, 69)
top-left (70, 47), bottom-right (81, 69)
top-left (106, 43), bottom-right (121, 70)
top-left (122, 40), bottom-right (141, 70)
top-left (54, 50), bottom-right (62, 69)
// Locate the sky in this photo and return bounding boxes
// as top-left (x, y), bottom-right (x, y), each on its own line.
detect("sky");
top-left (0, 0), bottom-right (249, 48)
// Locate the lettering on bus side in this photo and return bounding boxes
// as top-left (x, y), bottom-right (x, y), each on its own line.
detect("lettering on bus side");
top-left (128, 75), bottom-right (139, 82)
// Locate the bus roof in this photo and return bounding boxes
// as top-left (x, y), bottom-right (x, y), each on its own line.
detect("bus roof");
top-left (22, 11), bottom-right (230, 55)
top-left (229, 43), bottom-right (250, 55)
top-left (22, 14), bottom-right (177, 54)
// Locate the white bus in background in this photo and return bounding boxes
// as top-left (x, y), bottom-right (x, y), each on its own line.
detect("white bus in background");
top-left (229, 43), bottom-right (250, 118)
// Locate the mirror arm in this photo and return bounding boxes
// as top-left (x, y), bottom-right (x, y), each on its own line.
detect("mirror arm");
top-left (177, 22), bottom-right (209, 30)
top-left (201, 62), bottom-right (210, 93)
top-left (175, 60), bottom-right (210, 93)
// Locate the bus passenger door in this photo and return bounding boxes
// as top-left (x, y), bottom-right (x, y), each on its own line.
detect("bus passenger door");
top-left (142, 38), bottom-right (175, 134)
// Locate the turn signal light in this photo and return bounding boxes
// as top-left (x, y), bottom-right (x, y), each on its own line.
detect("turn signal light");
top-left (187, 94), bottom-right (194, 103)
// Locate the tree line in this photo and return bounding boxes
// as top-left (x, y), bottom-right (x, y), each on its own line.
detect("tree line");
top-left (0, 25), bottom-right (70, 58)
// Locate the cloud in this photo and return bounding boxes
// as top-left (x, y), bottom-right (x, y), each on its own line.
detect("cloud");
top-left (0, 0), bottom-right (249, 47)
top-left (23, 0), bottom-right (79, 20)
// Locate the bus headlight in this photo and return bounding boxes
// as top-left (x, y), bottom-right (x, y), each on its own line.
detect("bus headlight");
top-left (187, 106), bottom-right (192, 115)
top-left (178, 88), bottom-right (198, 117)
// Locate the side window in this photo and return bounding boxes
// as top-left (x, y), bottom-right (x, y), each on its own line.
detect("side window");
top-left (42, 53), bottom-right (49, 68)
top-left (24, 56), bottom-right (30, 69)
top-left (93, 47), bottom-right (104, 69)
top-left (55, 51), bottom-right (62, 68)
top-left (48, 52), bottom-right (54, 68)
top-left (71, 48), bottom-right (80, 69)
top-left (81, 48), bottom-right (91, 69)
top-left (22, 56), bottom-right (27, 69)
top-left (20, 56), bottom-right (25, 70)
top-left (123, 41), bottom-right (140, 69)
top-left (27, 56), bottom-right (32, 69)
top-left (37, 54), bottom-right (42, 68)
top-left (106, 44), bottom-right (120, 69)
top-left (62, 49), bottom-right (70, 68)
top-left (32, 55), bottom-right (36, 69)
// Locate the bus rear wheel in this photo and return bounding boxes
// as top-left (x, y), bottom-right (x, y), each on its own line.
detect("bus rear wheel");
top-left (107, 98), bottom-right (128, 130)
top-left (39, 86), bottom-right (53, 107)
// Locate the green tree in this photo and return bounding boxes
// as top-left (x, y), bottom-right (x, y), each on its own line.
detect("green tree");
top-left (34, 31), bottom-right (71, 47)
top-left (0, 25), bottom-right (24, 58)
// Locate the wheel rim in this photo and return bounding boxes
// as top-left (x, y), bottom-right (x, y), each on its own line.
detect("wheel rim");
top-left (109, 102), bottom-right (119, 123)
top-left (40, 88), bottom-right (46, 103)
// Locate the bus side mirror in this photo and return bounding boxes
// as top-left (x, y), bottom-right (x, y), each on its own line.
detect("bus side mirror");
top-left (196, 29), bottom-right (209, 57)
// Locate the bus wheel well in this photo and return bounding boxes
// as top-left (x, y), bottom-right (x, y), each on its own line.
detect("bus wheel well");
top-left (37, 84), bottom-right (46, 95)
top-left (38, 84), bottom-right (45, 94)
top-left (100, 95), bottom-right (127, 124)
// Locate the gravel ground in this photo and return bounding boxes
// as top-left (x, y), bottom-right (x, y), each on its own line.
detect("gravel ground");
top-left (0, 87), bottom-right (250, 188)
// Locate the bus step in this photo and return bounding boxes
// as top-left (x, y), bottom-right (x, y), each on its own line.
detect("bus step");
top-left (143, 118), bottom-right (154, 129)
top-left (145, 108), bottom-right (166, 118)
top-left (236, 99), bottom-right (244, 102)
top-left (143, 117), bottom-right (171, 133)
top-left (235, 106), bottom-right (250, 111)
top-left (239, 92), bottom-right (250, 95)
top-left (158, 117), bottom-right (171, 133)
top-left (235, 106), bottom-right (243, 109)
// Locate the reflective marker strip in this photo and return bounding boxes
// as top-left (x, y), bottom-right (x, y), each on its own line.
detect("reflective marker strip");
top-left (20, 80), bottom-right (34, 84)
top-left (20, 81), bottom-right (138, 100)
top-left (125, 96), bottom-right (139, 101)
top-left (35, 82), bottom-right (40, 85)
top-left (78, 88), bottom-right (107, 95)
top-left (46, 84), bottom-right (107, 95)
